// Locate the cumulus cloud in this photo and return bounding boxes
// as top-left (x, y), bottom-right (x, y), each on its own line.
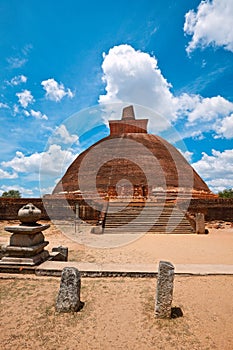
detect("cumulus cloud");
top-left (29, 109), bottom-right (48, 120)
top-left (178, 149), bottom-right (193, 162)
top-left (16, 89), bottom-right (34, 108)
top-left (7, 75), bottom-right (27, 86)
top-left (1, 144), bottom-right (76, 177)
top-left (215, 113), bottom-right (233, 139)
top-left (192, 149), bottom-right (233, 192)
top-left (185, 95), bottom-right (233, 123)
top-left (50, 125), bottom-right (79, 145)
top-left (41, 78), bottom-right (75, 102)
top-left (99, 44), bottom-right (177, 122)
top-left (0, 169), bottom-right (18, 179)
top-left (98, 44), bottom-right (233, 137)
top-left (184, 0), bottom-right (233, 53)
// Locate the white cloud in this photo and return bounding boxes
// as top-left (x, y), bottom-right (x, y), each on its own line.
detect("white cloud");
top-left (215, 113), bottom-right (233, 139)
top-left (30, 109), bottom-right (48, 120)
top-left (207, 178), bottom-right (233, 193)
top-left (7, 75), bottom-right (27, 86)
top-left (98, 44), bottom-right (233, 138)
top-left (178, 149), bottom-right (193, 162)
top-left (16, 89), bottom-right (34, 108)
top-left (24, 109), bottom-right (48, 120)
top-left (99, 44), bottom-right (177, 122)
top-left (7, 57), bottom-right (27, 68)
top-left (184, 0), bottom-right (233, 53)
top-left (6, 44), bottom-right (32, 69)
top-left (186, 95), bottom-right (233, 123)
top-left (39, 186), bottom-right (56, 196)
top-left (50, 125), bottom-right (79, 145)
top-left (192, 149), bottom-right (233, 192)
top-left (13, 104), bottom-right (19, 115)
top-left (0, 169), bottom-right (18, 179)
top-left (0, 102), bottom-right (9, 109)
top-left (1, 144), bottom-right (76, 177)
top-left (41, 78), bottom-right (75, 102)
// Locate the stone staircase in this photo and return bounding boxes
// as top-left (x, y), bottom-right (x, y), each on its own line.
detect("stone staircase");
top-left (103, 201), bottom-right (194, 234)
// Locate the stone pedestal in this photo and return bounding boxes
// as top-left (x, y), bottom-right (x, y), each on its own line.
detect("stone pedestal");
top-left (0, 224), bottom-right (50, 266)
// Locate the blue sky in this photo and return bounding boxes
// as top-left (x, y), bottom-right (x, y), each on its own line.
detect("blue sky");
top-left (0, 0), bottom-right (233, 197)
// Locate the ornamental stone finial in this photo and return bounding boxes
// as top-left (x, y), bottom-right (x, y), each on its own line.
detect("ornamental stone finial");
top-left (18, 203), bottom-right (41, 224)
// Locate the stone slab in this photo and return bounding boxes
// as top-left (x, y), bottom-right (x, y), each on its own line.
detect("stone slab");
top-left (1, 262), bottom-right (233, 276)
top-left (35, 262), bottom-right (233, 277)
top-left (4, 224), bottom-right (50, 235)
top-left (3, 241), bottom-right (49, 257)
top-left (0, 250), bottom-right (49, 266)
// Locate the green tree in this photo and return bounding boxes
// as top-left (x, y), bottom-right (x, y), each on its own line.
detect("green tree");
top-left (218, 188), bottom-right (233, 198)
top-left (1, 190), bottom-right (21, 198)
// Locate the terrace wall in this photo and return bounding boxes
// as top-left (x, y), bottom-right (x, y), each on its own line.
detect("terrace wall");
top-left (0, 197), bottom-right (232, 222)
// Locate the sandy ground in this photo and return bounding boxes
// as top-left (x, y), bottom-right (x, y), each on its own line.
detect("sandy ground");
top-left (1, 275), bottom-right (233, 350)
top-left (1, 220), bottom-right (233, 349)
top-left (1, 219), bottom-right (232, 265)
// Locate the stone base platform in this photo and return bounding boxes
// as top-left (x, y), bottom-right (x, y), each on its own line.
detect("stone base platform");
top-left (1, 223), bottom-right (50, 266)
top-left (1, 262), bottom-right (233, 277)
top-left (0, 250), bottom-right (49, 266)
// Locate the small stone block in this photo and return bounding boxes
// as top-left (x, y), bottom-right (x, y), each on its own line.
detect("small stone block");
top-left (52, 246), bottom-right (68, 261)
top-left (56, 267), bottom-right (81, 313)
top-left (50, 251), bottom-right (67, 262)
top-left (91, 226), bottom-right (103, 234)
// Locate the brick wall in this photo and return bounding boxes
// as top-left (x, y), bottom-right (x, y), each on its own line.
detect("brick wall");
top-left (178, 198), bottom-right (233, 222)
top-left (0, 197), bottom-right (102, 223)
top-left (0, 197), bottom-right (232, 222)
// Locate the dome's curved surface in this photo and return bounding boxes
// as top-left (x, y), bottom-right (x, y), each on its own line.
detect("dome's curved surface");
top-left (53, 106), bottom-right (213, 199)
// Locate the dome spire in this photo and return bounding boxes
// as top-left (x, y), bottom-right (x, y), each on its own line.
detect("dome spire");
top-left (122, 105), bottom-right (135, 120)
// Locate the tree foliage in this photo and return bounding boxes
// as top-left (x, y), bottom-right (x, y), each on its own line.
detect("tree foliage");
top-left (218, 188), bottom-right (233, 198)
top-left (1, 190), bottom-right (21, 198)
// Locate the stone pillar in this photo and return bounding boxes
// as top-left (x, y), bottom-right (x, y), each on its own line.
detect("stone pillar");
top-left (155, 261), bottom-right (175, 319)
top-left (195, 212), bottom-right (205, 234)
top-left (56, 267), bottom-right (81, 313)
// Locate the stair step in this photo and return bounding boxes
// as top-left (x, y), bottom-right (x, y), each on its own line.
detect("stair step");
top-left (104, 202), bottom-right (193, 234)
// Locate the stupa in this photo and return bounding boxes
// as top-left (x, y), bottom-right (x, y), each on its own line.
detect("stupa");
top-left (53, 105), bottom-right (214, 201)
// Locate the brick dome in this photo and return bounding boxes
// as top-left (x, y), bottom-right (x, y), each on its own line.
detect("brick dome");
top-left (53, 106), bottom-right (214, 199)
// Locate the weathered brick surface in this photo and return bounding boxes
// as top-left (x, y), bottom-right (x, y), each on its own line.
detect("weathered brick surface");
top-left (0, 197), bottom-right (102, 222)
top-left (53, 108), bottom-right (213, 199)
top-left (1, 197), bottom-right (232, 222)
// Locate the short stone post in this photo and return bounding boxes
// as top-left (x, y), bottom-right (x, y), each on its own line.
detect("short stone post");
top-left (195, 212), bottom-right (205, 234)
top-left (155, 261), bottom-right (175, 318)
top-left (56, 267), bottom-right (81, 313)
